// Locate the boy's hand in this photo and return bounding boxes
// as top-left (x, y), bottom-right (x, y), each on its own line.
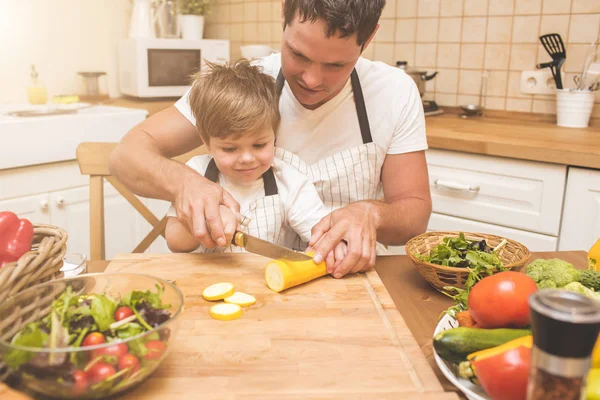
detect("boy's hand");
top-left (174, 174), bottom-right (240, 248)
top-left (219, 204), bottom-right (239, 245)
top-left (323, 240), bottom-right (348, 276)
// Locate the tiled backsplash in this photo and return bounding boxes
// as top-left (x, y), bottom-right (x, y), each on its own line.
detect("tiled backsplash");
top-left (205, 0), bottom-right (599, 115)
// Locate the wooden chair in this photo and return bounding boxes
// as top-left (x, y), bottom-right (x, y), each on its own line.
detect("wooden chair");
top-left (76, 142), bottom-right (208, 261)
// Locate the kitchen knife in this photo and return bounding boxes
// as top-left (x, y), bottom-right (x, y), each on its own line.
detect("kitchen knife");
top-left (232, 230), bottom-right (313, 262)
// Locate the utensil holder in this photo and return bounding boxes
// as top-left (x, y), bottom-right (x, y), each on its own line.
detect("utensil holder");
top-left (556, 89), bottom-right (595, 128)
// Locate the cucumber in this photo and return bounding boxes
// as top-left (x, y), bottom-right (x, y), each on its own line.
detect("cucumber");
top-left (433, 327), bottom-right (531, 364)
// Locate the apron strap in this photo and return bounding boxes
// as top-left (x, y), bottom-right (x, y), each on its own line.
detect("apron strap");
top-left (276, 69), bottom-right (285, 96)
top-left (204, 158), bottom-right (220, 183)
top-left (275, 68), bottom-right (373, 144)
top-left (350, 69), bottom-right (373, 144)
top-left (262, 167), bottom-right (278, 196)
top-left (204, 158), bottom-right (278, 196)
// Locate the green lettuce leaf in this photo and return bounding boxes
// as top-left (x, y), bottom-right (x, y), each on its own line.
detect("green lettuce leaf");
top-left (91, 294), bottom-right (117, 332)
top-left (121, 284), bottom-right (169, 310)
top-left (5, 323), bottom-right (48, 368)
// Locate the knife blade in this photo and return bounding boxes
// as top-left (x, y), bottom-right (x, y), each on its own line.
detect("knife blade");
top-left (232, 231), bottom-right (313, 262)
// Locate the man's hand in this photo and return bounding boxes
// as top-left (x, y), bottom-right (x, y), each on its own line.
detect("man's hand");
top-left (308, 202), bottom-right (379, 279)
top-left (174, 174), bottom-right (240, 248)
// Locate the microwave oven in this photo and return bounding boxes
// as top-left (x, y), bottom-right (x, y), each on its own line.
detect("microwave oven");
top-left (118, 38), bottom-right (230, 98)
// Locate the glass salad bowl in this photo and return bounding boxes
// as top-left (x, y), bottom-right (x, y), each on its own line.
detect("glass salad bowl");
top-left (0, 273), bottom-right (184, 399)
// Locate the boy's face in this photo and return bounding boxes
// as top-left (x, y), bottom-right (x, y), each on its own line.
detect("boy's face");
top-left (208, 125), bottom-right (276, 184)
top-left (281, 13), bottom-right (378, 110)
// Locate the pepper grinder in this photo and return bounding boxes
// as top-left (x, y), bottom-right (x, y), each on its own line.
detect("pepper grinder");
top-left (527, 290), bottom-right (600, 400)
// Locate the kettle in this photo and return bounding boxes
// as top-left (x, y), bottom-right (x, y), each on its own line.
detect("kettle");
top-left (396, 61), bottom-right (438, 98)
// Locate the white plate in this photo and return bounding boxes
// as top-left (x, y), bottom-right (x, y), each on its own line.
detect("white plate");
top-left (433, 314), bottom-right (489, 400)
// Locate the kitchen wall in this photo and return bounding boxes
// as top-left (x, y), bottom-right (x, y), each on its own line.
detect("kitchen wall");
top-left (1, 0), bottom-right (132, 104)
top-left (205, 0), bottom-right (600, 115)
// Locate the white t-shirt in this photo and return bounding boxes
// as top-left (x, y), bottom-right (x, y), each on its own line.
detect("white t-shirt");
top-left (167, 154), bottom-right (329, 243)
top-left (175, 55), bottom-right (428, 165)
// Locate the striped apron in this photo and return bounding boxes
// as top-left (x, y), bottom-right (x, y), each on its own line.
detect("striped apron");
top-left (274, 69), bottom-right (386, 252)
top-left (192, 158), bottom-right (284, 253)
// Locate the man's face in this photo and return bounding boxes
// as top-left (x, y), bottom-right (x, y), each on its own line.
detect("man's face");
top-left (281, 14), bottom-right (373, 110)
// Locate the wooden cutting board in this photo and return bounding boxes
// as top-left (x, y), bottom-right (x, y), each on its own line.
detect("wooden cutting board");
top-left (105, 253), bottom-right (458, 399)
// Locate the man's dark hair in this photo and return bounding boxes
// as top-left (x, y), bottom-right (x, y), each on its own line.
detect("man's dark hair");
top-left (283, 0), bottom-right (385, 47)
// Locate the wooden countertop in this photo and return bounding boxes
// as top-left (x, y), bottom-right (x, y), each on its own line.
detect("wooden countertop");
top-left (100, 97), bottom-right (600, 169)
top-left (98, 97), bottom-right (178, 117)
top-left (426, 111), bottom-right (600, 170)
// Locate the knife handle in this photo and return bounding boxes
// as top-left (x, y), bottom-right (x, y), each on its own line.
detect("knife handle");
top-left (232, 230), bottom-right (245, 247)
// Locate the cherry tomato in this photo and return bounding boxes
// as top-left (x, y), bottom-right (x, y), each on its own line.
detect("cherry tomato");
top-left (72, 370), bottom-right (88, 395)
top-left (144, 340), bottom-right (166, 360)
top-left (118, 353), bottom-right (140, 373)
top-left (92, 342), bottom-right (128, 364)
top-left (82, 332), bottom-right (105, 347)
top-left (87, 362), bottom-right (116, 384)
top-left (468, 271), bottom-right (538, 328)
top-left (115, 306), bottom-right (134, 321)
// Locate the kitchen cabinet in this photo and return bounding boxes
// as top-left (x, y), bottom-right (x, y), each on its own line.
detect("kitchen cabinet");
top-left (0, 194), bottom-right (51, 225)
top-left (426, 149), bottom-right (566, 236)
top-left (559, 167), bottom-right (600, 251)
top-left (396, 149), bottom-right (567, 254)
top-left (387, 211), bottom-right (558, 256)
top-left (48, 186), bottom-right (152, 260)
top-left (427, 213), bottom-right (558, 250)
top-left (0, 161), bottom-right (167, 260)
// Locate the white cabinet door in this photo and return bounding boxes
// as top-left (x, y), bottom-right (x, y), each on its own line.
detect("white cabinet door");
top-left (387, 212), bottom-right (558, 255)
top-left (426, 213), bottom-right (558, 251)
top-left (50, 185), bottom-right (145, 260)
top-left (426, 149), bottom-right (567, 236)
top-left (0, 194), bottom-right (51, 224)
top-left (559, 167), bottom-right (600, 251)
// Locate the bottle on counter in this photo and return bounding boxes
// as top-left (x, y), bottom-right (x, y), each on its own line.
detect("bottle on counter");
top-left (26, 64), bottom-right (47, 105)
top-left (527, 289), bottom-right (600, 400)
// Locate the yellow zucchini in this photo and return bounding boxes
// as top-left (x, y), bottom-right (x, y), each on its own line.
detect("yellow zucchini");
top-left (202, 282), bottom-right (235, 301)
top-left (265, 257), bottom-right (327, 292)
top-left (224, 292), bottom-right (256, 307)
top-left (209, 303), bottom-right (242, 321)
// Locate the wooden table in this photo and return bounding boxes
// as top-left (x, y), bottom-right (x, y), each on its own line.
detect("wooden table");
top-left (13, 251), bottom-right (586, 399)
top-left (95, 251), bottom-right (587, 398)
top-left (100, 253), bottom-right (459, 399)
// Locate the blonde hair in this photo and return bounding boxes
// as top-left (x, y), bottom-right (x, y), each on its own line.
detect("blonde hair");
top-left (189, 59), bottom-right (280, 143)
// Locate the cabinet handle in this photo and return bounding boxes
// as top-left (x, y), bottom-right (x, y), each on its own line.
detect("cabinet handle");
top-left (434, 179), bottom-right (480, 192)
top-left (56, 197), bottom-right (65, 207)
top-left (39, 199), bottom-right (49, 210)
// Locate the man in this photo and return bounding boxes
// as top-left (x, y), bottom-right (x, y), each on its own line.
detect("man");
top-left (109, 0), bottom-right (432, 278)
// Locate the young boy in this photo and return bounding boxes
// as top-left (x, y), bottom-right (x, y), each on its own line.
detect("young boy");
top-left (165, 60), bottom-right (335, 255)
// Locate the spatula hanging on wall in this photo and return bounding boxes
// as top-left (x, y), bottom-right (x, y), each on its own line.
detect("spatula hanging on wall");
top-left (537, 33), bottom-right (566, 89)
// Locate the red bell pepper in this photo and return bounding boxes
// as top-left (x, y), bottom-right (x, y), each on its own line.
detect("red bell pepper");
top-left (0, 211), bottom-right (34, 267)
top-left (468, 336), bottom-right (532, 400)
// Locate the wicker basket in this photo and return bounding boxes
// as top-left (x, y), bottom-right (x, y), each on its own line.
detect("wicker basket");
top-left (0, 224), bottom-right (68, 304)
top-left (405, 231), bottom-right (530, 293)
top-left (0, 224), bottom-right (68, 381)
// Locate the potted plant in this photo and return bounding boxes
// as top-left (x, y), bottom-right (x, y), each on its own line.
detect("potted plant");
top-left (178, 0), bottom-right (210, 39)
